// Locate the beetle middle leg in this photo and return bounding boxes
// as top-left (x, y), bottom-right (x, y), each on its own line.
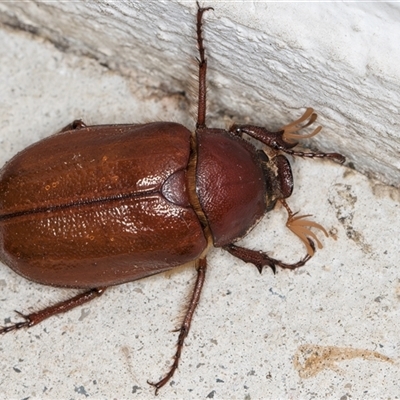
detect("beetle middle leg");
top-left (148, 257), bottom-right (207, 394)
top-left (0, 287), bottom-right (106, 334)
top-left (196, 3), bottom-right (213, 129)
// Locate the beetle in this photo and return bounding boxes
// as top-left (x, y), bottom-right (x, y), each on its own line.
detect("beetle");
top-left (0, 3), bottom-right (344, 394)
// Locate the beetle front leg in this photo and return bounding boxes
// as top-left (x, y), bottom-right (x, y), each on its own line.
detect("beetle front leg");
top-left (0, 287), bottom-right (106, 334)
top-left (223, 197), bottom-right (330, 273)
top-left (148, 257), bottom-right (207, 394)
top-left (223, 241), bottom-right (314, 274)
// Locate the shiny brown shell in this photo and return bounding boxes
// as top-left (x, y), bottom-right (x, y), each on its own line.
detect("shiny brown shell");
top-left (0, 122), bottom-right (207, 287)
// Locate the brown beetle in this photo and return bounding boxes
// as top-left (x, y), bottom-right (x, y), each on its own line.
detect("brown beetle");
top-left (0, 4), bottom-right (344, 393)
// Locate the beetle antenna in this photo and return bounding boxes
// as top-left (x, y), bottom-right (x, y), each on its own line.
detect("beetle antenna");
top-left (229, 109), bottom-right (346, 164)
top-left (280, 199), bottom-right (328, 256)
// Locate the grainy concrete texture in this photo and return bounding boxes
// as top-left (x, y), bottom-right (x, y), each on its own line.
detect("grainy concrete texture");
top-left (0, 2), bottom-right (399, 399)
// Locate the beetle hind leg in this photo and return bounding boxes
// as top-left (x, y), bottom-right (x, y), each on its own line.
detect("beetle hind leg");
top-left (148, 257), bottom-right (207, 394)
top-left (58, 119), bottom-right (87, 133)
top-left (0, 287), bottom-right (106, 334)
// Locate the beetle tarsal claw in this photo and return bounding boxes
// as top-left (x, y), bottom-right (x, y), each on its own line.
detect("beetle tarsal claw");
top-left (280, 108), bottom-right (322, 144)
top-left (286, 213), bottom-right (328, 256)
top-left (0, 313), bottom-right (30, 334)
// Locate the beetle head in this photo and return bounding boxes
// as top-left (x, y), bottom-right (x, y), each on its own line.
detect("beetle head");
top-left (258, 151), bottom-right (293, 212)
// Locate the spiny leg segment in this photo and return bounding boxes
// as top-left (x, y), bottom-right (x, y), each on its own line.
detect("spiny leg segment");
top-left (0, 288), bottom-right (106, 334)
top-left (147, 6), bottom-right (213, 393)
top-left (148, 258), bottom-right (207, 394)
top-left (196, 3), bottom-right (213, 129)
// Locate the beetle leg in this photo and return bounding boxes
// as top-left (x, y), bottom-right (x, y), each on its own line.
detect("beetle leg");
top-left (0, 287), bottom-right (106, 334)
top-left (229, 109), bottom-right (345, 164)
top-left (223, 241), bottom-right (314, 274)
top-left (195, 3), bottom-right (213, 129)
top-left (148, 257), bottom-right (207, 394)
top-left (58, 119), bottom-right (87, 133)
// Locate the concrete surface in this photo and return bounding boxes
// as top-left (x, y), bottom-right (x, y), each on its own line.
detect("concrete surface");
top-left (0, 2), bottom-right (399, 399)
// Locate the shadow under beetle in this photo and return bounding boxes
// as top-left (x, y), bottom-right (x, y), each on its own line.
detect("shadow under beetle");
top-left (0, 4), bottom-right (345, 393)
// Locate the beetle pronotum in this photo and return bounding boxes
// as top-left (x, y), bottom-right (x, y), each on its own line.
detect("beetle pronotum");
top-left (0, 3), bottom-right (344, 393)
